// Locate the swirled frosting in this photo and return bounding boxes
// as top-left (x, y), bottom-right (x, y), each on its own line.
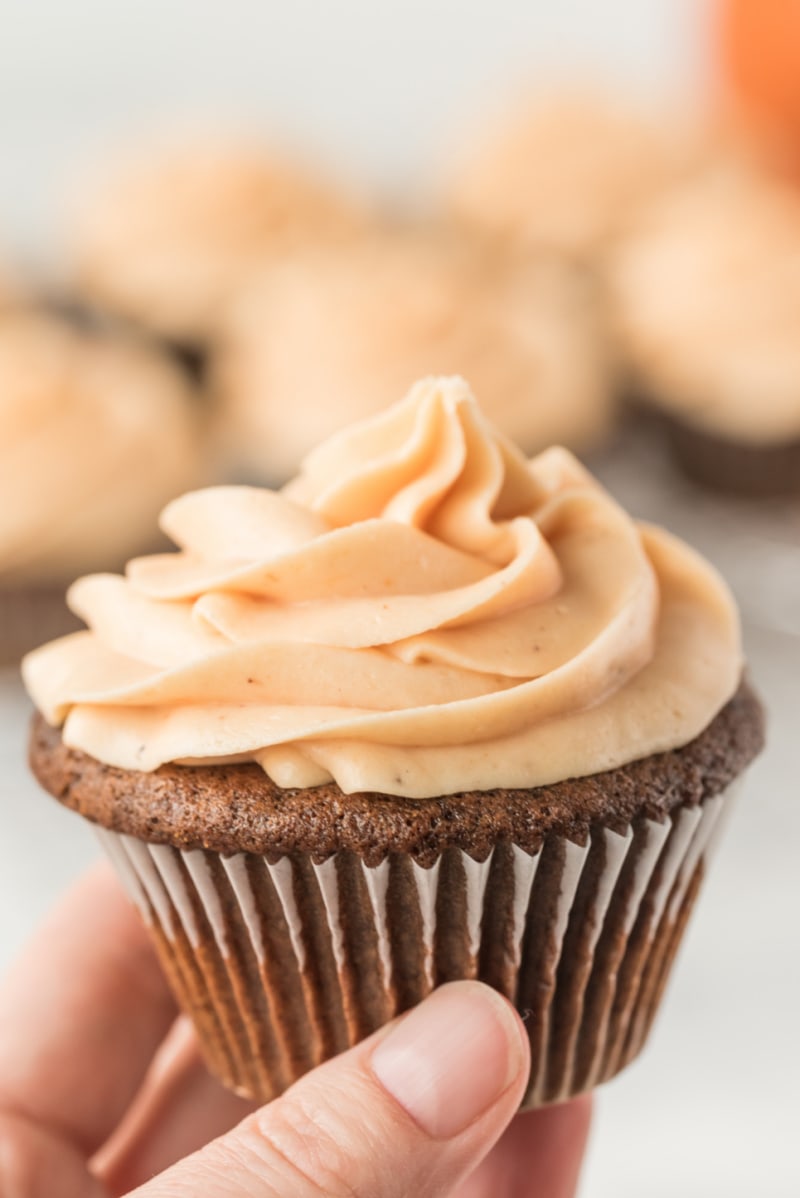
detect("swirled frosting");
top-left (0, 310), bottom-right (201, 585)
top-left (23, 377), bottom-right (741, 799)
top-left (610, 166), bottom-right (800, 443)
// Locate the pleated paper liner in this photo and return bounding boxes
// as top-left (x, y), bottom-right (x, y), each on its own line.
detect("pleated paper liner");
top-left (97, 782), bottom-right (738, 1109)
top-left (658, 413), bottom-right (800, 497)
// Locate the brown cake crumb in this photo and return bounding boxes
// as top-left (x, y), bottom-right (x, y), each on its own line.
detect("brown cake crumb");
top-left (29, 679), bottom-right (764, 867)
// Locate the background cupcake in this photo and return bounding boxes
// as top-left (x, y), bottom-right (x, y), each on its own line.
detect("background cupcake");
top-left (25, 378), bottom-right (763, 1109)
top-left (609, 164), bottom-right (800, 493)
top-left (443, 88), bottom-right (698, 262)
top-left (215, 228), bottom-right (616, 481)
top-left (0, 4), bottom-right (796, 1193)
top-left (67, 138), bottom-right (370, 356)
top-left (0, 254), bottom-right (23, 311)
top-left (0, 306), bottom-right (203, 662)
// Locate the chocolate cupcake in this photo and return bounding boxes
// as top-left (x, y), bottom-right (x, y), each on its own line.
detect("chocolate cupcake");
top-left (24, 377), bottom-right (763, 1107)
top-left (68, 137), bottom-right (370, 359)
top-left (216, 228), bottom-right (615, 482)
top-left (0, 307), bottom-right (203, 663)
top-left (609, 165), bottom-right (800, 493)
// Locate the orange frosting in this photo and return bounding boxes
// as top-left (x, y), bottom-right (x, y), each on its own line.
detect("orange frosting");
top-left (445, 91), bottom-right (697, 258)
top-left (611, 166), bottom-right (800, 443)
top-left (218, 230), bottom-right (614, 480)
top-left (24, 378), bottom-right (741, 798)
top-left (0, 311), bottom-right (201, 585)
top-left (71, 140), bottom-right (368, 340)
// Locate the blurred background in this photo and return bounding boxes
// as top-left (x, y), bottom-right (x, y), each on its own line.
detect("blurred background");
top-left (1, 1), bottom-right (799, 1194)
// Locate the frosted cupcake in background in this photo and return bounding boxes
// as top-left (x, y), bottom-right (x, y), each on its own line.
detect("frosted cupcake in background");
top-left (215, 228), bottom-right (616, 481)
top-left (24, 376), bottom-right (763, 1108)
top-left (442, 88), bottom-right (699, 262)
top-left (0, 307), bottom-right (203, 662)
top-left (0, 255), bottom-right (23, 311)
top-left (67, 138), bottom-right (370, 360)
top-left (609, 164), bottom-right (800, 493)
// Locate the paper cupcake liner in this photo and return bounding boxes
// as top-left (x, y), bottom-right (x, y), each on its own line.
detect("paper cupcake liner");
top-left (96, 782), bottom-right (738, 1108)
top-left (660, 413), bottom-right (800, 496)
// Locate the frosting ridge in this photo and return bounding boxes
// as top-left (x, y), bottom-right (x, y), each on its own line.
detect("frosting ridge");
top-left (23, 377), bottom-right (741, 797)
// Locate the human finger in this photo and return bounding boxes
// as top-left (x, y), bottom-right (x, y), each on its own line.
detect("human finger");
top-left (97, 1018), bottom-right (255, 1195)
top-left (0, 861), bottom-right (176, 1160)
top-left (0, 1109), bottom-right (106, 1198)
top-left (455, 1094), bottom-right (592, 1198)
top-left (132, 981), bottom-right (530, 1198)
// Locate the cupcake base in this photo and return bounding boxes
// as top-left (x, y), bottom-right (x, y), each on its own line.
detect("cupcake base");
top-left (29, 681), bottom-right (764, 1108)
top-left (96, 789), bottom-right (732, 1108)
top-left (658, 412), bottom-right (800, 496)
top-left (41, 292), bottom-right (210, 385)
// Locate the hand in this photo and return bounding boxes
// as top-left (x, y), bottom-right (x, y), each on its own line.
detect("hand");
top-left (0, 863), bottom-right (591, 1197)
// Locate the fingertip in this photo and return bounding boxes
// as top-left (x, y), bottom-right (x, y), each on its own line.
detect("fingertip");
top-left (471, 982), bottom-right (533, 1089)
top-left (151, 984), bottom-right (536, 1198)
top-left (444, 980), bottom-right (532, 1098)
top-left (371, 981), bottom-right (530, 1141)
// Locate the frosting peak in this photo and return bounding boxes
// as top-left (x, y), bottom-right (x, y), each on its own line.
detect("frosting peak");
top-left (23, 377), bottom-right (741, 798)
top-left (287, 377), bottom-right (548, 562)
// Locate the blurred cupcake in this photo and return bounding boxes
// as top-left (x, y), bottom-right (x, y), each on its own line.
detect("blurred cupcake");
top-left (444, 89), bottom-right (697, 261)
top-left (68, 138), bottom-right (369, 353)
top-left (609, 165), bottom-right (800, 493)
top-left (0, 308), bottom-right (203, 662)
top-left (216, 228), bottom-right (616, 481)
top-left (25, 377), bottom-right (763, 1108)
top-left (0, 256), bottom-right (22, 311)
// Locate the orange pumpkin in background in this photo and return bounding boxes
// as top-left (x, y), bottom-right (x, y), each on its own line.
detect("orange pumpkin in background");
top-left (717, 0), bottom-right (800, 178)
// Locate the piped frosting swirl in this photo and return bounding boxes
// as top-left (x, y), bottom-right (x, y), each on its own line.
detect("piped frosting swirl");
top-left (23, 377), bottom-right (741, 798)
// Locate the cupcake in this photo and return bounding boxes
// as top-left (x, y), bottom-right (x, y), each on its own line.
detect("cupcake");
top-left (216, 228), bottom-right (615, 481)
top-left (610, 165), bottom-right (800, 493)
top-left (0, 307), bottom-right (202, 663)
top-left (444, 89), bottom-right (697, 261)
top-left (0, 264), bottom-right (14, 309)
top-left (0, 255), bottom-right (24, 312)
top-left (68, 138), bottom-right (369, 354)
top-left (24, 376), bottom-right (763, 1108)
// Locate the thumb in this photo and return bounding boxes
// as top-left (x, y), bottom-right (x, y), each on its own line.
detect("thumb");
top-left (132, 981), bottom-right (530, 1198)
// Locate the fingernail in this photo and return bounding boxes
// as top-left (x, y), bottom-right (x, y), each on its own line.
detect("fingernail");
top-left (371, 981), bottom-right (527, 1140)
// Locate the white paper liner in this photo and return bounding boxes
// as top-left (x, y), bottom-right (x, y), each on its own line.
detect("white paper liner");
top-left (95, 779), bottom-right (742, 1107)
